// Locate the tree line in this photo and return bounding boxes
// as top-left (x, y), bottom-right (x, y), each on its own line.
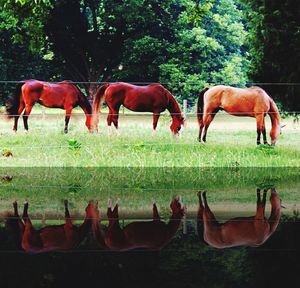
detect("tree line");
top-left (0, 0), bottom-right (299, 110)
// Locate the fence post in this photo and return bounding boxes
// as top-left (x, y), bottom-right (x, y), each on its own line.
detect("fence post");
top-left (183, 99), bottom-right (187, 119)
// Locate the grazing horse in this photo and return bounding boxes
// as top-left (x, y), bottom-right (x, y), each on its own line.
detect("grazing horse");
top-left (197, 85), bottom-right (283, 145)
top-left (6, 80), bottom-right (92, 133)
top-left (20, 200), bottom-right (94, 253)
top-left (91, 197), bottom-right (185, 251)
top-left (92, 82), bottom-right (185, 135)
top-left (197, 189), bottom-right (281, 249)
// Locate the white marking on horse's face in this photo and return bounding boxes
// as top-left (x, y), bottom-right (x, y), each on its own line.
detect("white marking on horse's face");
top-left (178, 125), bottom-right (184, 137)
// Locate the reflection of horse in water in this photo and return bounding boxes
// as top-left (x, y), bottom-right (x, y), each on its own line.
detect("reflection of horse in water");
top-left (92, 82), bottom-right (185, 135)
top-left (7, 200), bottom-right (94, 253)
top-left (197, 86), bottom-right (283, 145)
top-left (4, 201), bottom-right (24, 249)
top-left (6, 80), bottom-right (92, 133)
top-left (92, 197), bottom-right (185, 251)
top-left (197, 189), bottom-right (281, 248)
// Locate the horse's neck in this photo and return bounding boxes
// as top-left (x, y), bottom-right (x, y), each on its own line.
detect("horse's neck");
top-left (79, 218), bottom-right (92, 239)
top-left (166, 214), bottom-right (182, 237)
top-left (167, 94), bottom-right (182, 121)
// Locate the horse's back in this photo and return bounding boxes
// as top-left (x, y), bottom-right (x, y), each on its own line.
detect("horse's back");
top-left (205, 85), bottom-right (271, 115)
top-left (106, 82), bottom-right (169, 112)
top-left (21, 79), bottom-right (80, 108)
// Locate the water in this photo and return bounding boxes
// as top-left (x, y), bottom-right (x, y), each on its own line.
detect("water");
top-left (0, 168), bottom-right (299, 287)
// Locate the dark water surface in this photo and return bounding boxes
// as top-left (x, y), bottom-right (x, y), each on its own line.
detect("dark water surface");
top-left (0, 168), bottom-right (299, 287)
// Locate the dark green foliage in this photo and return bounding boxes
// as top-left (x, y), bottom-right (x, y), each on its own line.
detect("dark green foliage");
top-left (243, 0), bottom-right (300, 111)
top-left (0, 0), bottom-right (299, 111)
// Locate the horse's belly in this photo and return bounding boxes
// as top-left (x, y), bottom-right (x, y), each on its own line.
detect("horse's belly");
top-left (123, 96), bottom-right (161, 112)
top-left (222, 106), bottom-right (255, 117)
top-left (38, 95), bottom-right (65, 109)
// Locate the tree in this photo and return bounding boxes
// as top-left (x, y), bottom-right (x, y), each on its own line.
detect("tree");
top-left (1, 0), bottom-right (180, 98)
top-left (243, 0), bottom-right (300, 111)
top-left (159, 0), bottom-right (250, 105)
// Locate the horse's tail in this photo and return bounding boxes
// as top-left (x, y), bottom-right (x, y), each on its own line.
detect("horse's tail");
top-left (268, 97), bottom-right (281, 144)
top-left (6, 81), bottom-right (25, 118)
top-left (197, 87), bottom-right (209, 125)
top-left (91, 83), bottom-right (110, 129)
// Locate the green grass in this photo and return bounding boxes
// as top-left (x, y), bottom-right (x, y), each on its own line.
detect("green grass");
top-left (0, 109), bottom-right (300, 167)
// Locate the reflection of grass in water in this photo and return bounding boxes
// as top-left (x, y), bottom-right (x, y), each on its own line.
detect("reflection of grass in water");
top-left (0, 168), bottom-right (299, 215)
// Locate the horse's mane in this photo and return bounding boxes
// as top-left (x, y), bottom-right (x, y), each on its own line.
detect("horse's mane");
top-left (73, 85), bottom-right (92, 114)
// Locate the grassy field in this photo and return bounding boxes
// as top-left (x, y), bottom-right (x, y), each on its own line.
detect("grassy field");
top-left (0, 107), bottom-right (300, 167)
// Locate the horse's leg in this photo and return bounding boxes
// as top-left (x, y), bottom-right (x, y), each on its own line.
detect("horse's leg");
top-left (64, 199), bottom-right (72, 227)
top-left (111, 108), bottom-right (120, 135)
top-left (22, 201), bottom-right (29, 223)
top-left (22, 104), bottom-right (34, 132)
top-left (107, 111), bottom-right (113, 135)
top-left (107, 200), bottom-right (121, 233)
top-left (13, 102), bottom-right (25, 132)
top-left (152, 202), bottom-right (160, 222)
top-left (201, 191), bottom-right (220, 243)
top-left (202, 191), bottom-right (217, 222)
top-left (262, 189), bottom-right (267, 215)
top-left (198, 121), bottom-right (204, 142)
top-left (202, 110), bottom-right (217, 142)
top-left (107, 198), bottom-right (114, 227)
top-left (255, 189), bottom-right (265, 220)
top-left (13, 201), bottom-right (24, 234)
top-left (22, 201), bottom-right (42, 251)
top-left (197, 191), bottom-right (205, 237)
top-left (262, 119), bottom-right (268, 145)
top-left (255, 114), bottom-right (267, 145)
top-left (152, 112), bottom-right (160, 135)
top-left (64, 107), bottom-right (73, 133)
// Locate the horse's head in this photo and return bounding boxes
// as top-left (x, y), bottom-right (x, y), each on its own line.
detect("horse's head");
top-left (85, 116), bottom-right (93, 132)
top-left (170, 116), bottom-right (185, 136)
top-left (85, 200), bottom-right (99, 221)
top-left (170, 196), bottom-right (185, 218)
top-left (271, 123), bottom-right (286, 145)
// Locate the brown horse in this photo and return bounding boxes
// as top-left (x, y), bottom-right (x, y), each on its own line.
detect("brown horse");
top-left (197, 189), bottom-right (281, 249)
top-left (91, 197), bottom-right (185, 251)
top-left (197, 85), bottom-right (283, 145)
top-left (20, 200), bottom-right (94, 253)
top-left (92, 82), bottom-right (185, 135)
top-left (6, 80), bottom-right (92, 133)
